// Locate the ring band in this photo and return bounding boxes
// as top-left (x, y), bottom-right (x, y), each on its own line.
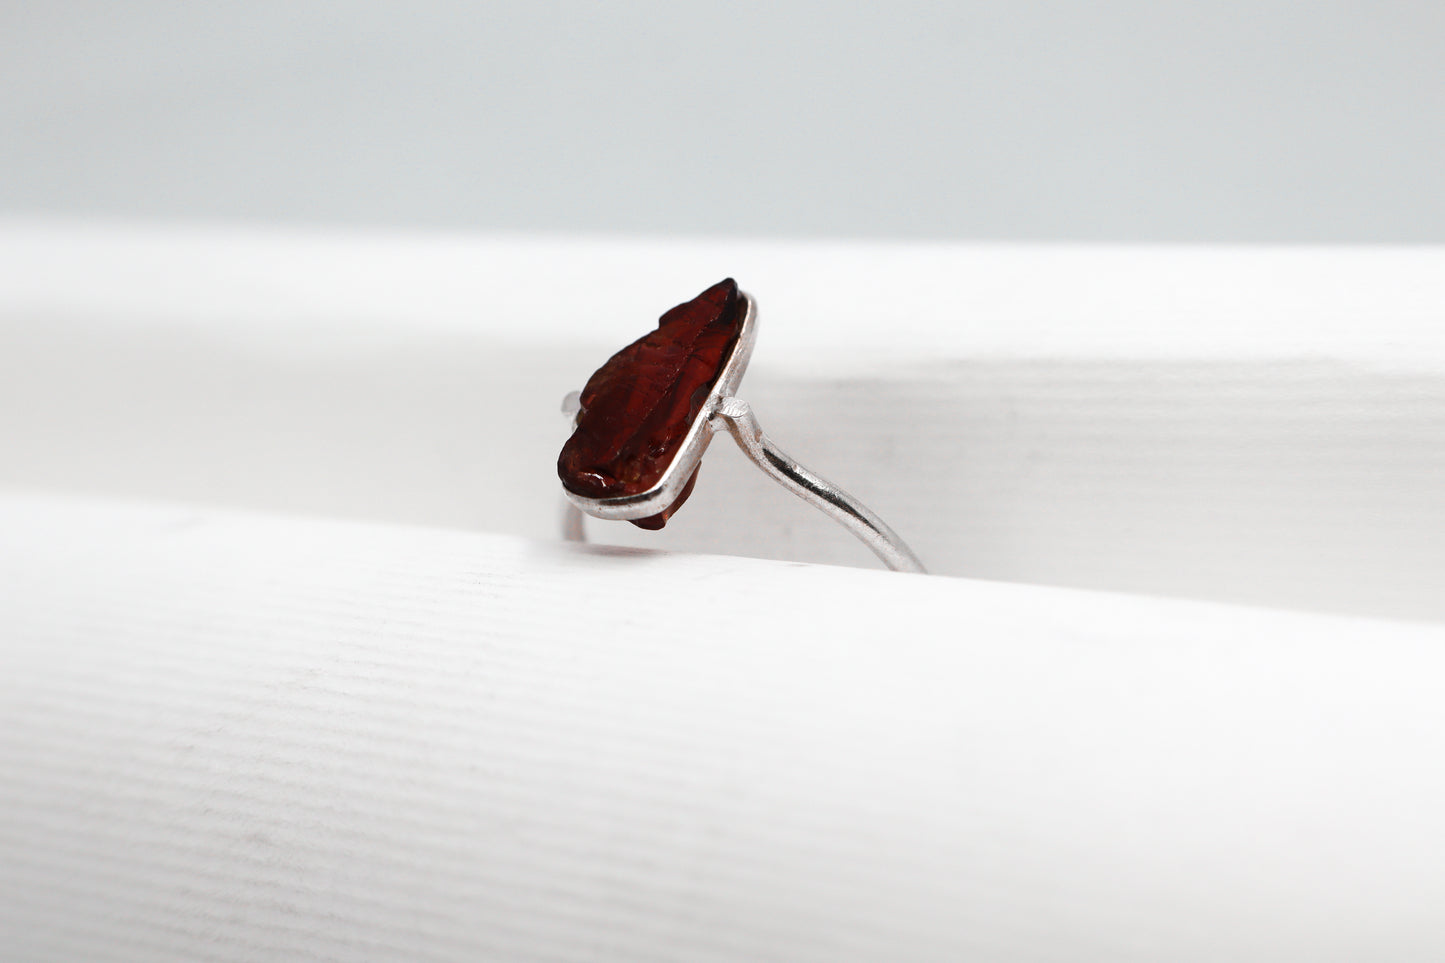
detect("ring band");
top-left (557, 280), bottom-right (925, 574)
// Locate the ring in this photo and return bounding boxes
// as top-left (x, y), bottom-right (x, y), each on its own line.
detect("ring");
top-left (557, 279), bottom-right (926, 574)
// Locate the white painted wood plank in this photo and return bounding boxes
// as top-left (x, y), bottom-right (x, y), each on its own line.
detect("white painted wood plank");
top-left (2, 492), bottom-right (1443, 961)
top-left (1, 221), bottom-right (1442, 618)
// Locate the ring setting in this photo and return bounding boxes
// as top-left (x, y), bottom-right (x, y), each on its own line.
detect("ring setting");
top-left (558, 279), bottom-right (925, 573)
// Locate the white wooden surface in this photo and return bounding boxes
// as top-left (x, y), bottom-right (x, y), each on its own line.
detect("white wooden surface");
top-left (2, 220), bottom-right (1443, 618)
top-left (3, 491), bottom-right (1444, 962)
top-left (2, 222), bottom-right (1443, 959)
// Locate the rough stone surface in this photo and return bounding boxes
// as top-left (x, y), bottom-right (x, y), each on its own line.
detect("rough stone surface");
top-left (558, 279), bottom-right (743, 529)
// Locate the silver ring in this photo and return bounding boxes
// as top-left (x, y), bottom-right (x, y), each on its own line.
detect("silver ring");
top-left (557, 280), bottom-right (925, 574)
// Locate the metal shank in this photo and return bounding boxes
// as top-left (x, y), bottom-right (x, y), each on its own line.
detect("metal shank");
top-left (710, 398), bottom-right (926, 574)
top-left (562, 395), bottom-right (926, 574)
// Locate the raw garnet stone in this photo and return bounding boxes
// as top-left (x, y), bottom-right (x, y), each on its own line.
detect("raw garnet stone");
top-left (558, 278), bottom-right (744, 530)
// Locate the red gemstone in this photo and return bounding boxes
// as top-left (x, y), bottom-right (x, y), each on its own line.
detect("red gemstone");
top-left (558, 278), bottom-right (744, 529)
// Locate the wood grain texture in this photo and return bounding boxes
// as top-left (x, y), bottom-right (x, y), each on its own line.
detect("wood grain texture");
top-left (2, 492), bottom-right (1444, 961)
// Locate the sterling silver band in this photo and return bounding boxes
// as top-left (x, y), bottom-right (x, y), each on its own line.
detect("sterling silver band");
top-left (709, 397), bottom-right (925, 573)
top-left (560, 400), bottom-right (926, 572)
top-left (558, 291), bottom-right (926, 575)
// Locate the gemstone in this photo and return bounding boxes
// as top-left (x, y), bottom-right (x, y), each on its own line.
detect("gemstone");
top-left (558, 278), bottom-right (744, 529)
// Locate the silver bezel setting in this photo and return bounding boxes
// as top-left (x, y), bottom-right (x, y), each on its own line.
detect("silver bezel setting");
top-left (561, 291), bottom-right (758, 522)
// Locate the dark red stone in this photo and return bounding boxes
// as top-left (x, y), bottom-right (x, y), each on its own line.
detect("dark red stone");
top-left (558, 278), bottom-right (744, 529)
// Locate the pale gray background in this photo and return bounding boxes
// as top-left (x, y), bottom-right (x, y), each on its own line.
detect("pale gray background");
top-left (2, 0), bottom-right (1442, 240)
